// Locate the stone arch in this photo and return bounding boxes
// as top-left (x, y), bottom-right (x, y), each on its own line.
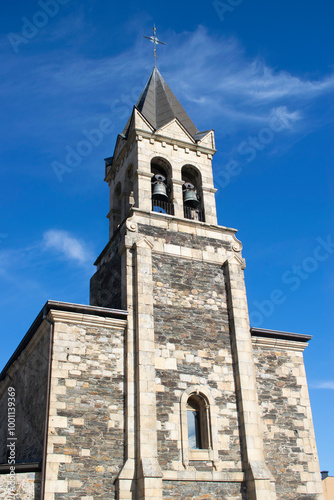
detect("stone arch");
top-left (181, 164), bottom-right (205, 221)
top-left (180, 386), bottom-right (220, 469)
top-left (123, 163), bottom-right (135, 213)
top-left (112, 181), bottom-right (122, 230)
top-left (151, 157), bottom-right (174, 214)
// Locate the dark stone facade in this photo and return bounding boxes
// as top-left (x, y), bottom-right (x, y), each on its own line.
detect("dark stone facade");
top-left (152, 252), bottom-right (243, 472)
top-left (0, 325), bottom-right (49, 464)
top-left (90, 231), bottom-right (122, 309)
top-left (163, 480), bottom-right (247, 499)
top-left (253, 346), bottom-right (319, 500)
top-left (138, 224), bottom-right (233, 252)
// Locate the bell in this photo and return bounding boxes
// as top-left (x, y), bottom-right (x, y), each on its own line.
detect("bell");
top-left (183, 183), bottom-right (200, 208)
top-left (152, 175), bottom-right (168, 201)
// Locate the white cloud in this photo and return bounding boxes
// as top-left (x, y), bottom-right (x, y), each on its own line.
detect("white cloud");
top-left (162, 27), bottom-right (334, 128)
top-left (2, 25), bottom-right (333, 112)
top-left (0, 24), bottom-right (333, 150)
top-left (43, 230), bottom-right (91, 264)
top-left (269, 106), bottom-right (302, 128)
top-left (311, 381), bottom-right (334, 390)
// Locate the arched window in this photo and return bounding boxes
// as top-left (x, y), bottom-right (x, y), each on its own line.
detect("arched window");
top-left (124, 164), bottom-right (135, 214)
top-left (187, 394), bottom-right (208, 449)
top-left (151, 157), bottom-right (174, 215)
top-left (180, 386), bottom-right (220, 469)
top-left (112, 182), bottom-right (122, 230)
top-left (181, 165), bottom-right (204, 222)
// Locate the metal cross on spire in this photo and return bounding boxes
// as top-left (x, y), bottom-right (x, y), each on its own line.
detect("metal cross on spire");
top-left (143, 25), bottom-right (166, 66)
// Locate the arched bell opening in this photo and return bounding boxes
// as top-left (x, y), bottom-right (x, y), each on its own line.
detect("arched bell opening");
top-left (124, 164), bottom-right (135, 215)
top-left (181, 165), bottom-right (205, 222)
top-left (151, 157), bottom-right (174, 215)
top-left (112, 181), bottom-right (122, 230)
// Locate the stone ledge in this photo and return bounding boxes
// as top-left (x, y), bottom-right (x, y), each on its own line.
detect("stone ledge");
top-left (251, 327), bottom-right (311, 343)
top-left (162, 470), bottom-right (244, 482)
top-left (252, 336), bottom-right (309, 352)
top-left (49, 310), bottom-right (127, 330)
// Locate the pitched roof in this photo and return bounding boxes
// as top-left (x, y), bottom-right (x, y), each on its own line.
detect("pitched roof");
top-left (123, 66), bottom-right (199, 138)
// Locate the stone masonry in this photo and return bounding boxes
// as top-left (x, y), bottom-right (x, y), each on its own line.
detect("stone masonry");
top-left (153, 253), bottom-right (242, 472)
top-left (252, 335), bottom-right (324, 499)
top-left (43, 308), bottom-right (127, 500)
top-left (0, 65), bottom-right (324, 500)
top-left (0, 321), bottom-right (49, 465)
top-left (0, 303), bottom-right (127, 500)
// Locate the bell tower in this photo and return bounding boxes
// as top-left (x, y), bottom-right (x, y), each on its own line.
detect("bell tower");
top-left (89, 65), bottom-right (324, 500)
top-left (104, 66), bottom-right (218, 239)
top-left (90, 65), bottom-right (219, 311)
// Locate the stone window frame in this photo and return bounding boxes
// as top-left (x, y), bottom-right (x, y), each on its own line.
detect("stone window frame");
top-left (151, 156), bottom-right (173, 204)
top-left (180, 385), bottom-right (220, 469)
top-left (181, 164), bottom-right (205, 222)
top-left (112, 181), bottom-right (122, 230)
top-left (186, 394), bottom-right (208, 449)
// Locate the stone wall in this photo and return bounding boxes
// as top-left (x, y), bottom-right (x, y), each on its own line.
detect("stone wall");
top-left (0, 322), bottom-right (49, 464)
top-left (163, 480), bottom-right (247, 499)
top-left (152, 251), bottom-right (243, 473)
top-left (0, 471), bottom-right (41, 500)
top-left (90, 230), bottom-right (122, 309)
top-left (44, 311), bottom-right (127, 499)
top-left (252, 341), bottom-right (323, 500)
top-left (138, 224), bottom-right (233, 252)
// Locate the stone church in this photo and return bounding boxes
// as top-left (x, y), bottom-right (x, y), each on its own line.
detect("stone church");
top-left (0, 65), bottom-right (324, 499)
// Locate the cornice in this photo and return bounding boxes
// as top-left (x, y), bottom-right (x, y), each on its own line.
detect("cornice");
top-left (48, 309), bottom-right (127, 330)
top-left (131, 208), bottom-right (238, 236)
top-left (251, 336), bottom-right (309, 352)
top-left (136, 128), bottom-right (216, 155)
top-left (250, 327), bottom-right (311, 343)
top-left (162, 470), bottom-right (244, 482)
top-left (202, 186), bottom-right (218, 194)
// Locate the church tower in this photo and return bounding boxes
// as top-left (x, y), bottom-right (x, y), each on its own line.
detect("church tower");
top-left (0, 57), bottom-right (324, 500)
top-left (89, 66), bottom-right (323, 500)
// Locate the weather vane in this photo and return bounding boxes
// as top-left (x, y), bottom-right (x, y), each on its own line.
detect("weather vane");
top-left (143, 25), bottom-right (166, 66)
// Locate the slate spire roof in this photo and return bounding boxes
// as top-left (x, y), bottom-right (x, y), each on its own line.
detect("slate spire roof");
top-left (123, 66), bottom-right (199, 138)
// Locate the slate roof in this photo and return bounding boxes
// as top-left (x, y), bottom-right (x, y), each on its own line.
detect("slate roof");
top-left (123, 66), bottom-right (199, 138)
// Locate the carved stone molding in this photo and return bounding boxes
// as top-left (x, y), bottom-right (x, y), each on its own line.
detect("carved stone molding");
top-left (126, 218), bottom-right (138, 232)
top-left (231, 234), bottom-right (243, 252)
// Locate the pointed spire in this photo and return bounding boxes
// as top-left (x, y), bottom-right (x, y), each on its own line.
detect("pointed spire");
top-left (123, 67), bottom-right (199, 138)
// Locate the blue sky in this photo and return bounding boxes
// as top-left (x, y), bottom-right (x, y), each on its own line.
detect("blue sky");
top-left (0, 0), bottom-right (333, 473)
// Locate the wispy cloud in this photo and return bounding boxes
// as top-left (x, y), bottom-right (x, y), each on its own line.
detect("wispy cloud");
top-left (0, 230), bottom-right (92, 277)
top-left (42, 230), bottom-right (92, 264)
top-left (161, 27), bottom-right (334, 127)
top-left (1, 25), bottom-right (333, 119)
top-left (0, 230), bottom-right (93, 311)
top-left (311, 381), bottom-right (334, 390)
top-left (0, 24), bottom-right (333, 161)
